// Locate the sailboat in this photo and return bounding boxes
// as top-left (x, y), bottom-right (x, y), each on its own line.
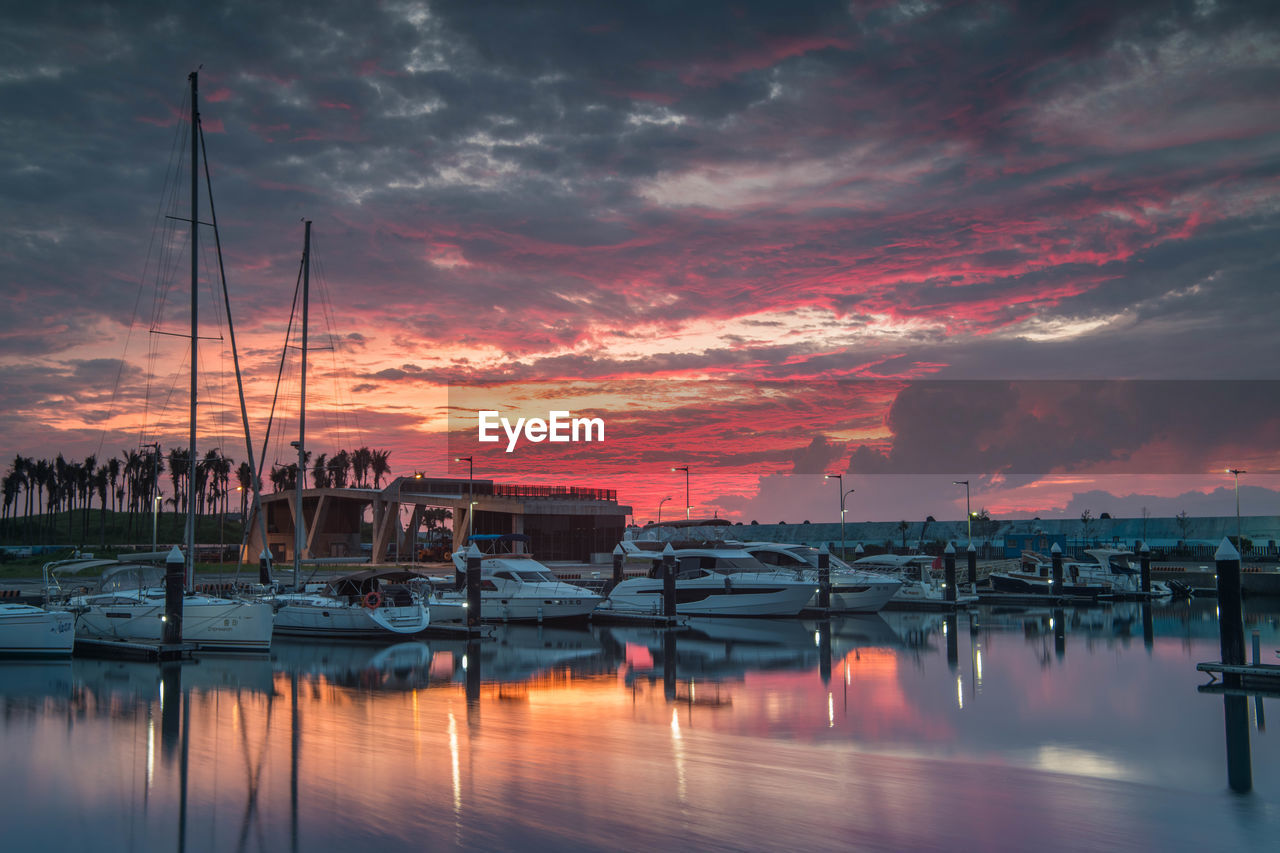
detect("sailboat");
top-left (52, 72), bottom-right (273, 652)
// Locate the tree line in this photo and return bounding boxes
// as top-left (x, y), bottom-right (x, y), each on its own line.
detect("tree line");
top-left (2, 445), bottom-right (394, 545)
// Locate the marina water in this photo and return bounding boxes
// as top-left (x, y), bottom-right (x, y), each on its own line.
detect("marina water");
top-left (2, 600), bottom-right (1277, 851)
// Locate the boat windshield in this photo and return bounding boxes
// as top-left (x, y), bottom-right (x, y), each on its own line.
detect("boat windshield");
top-left (515, 571), bottom-right (557, 582)
top-left (99, 565), bottom-right (165, 592)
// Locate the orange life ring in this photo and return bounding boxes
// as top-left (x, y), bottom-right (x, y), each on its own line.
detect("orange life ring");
top-left (363, 590), bottom-right (383, 609)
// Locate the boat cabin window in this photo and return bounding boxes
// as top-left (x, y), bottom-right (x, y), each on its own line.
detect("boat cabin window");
top-left (493, 571), bottom-right (516, 581)
top-left (516, 571), bottom-right (554, 582)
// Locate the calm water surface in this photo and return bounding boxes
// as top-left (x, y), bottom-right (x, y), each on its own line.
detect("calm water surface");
top-left (2, 600), bottom-right (1278, 852)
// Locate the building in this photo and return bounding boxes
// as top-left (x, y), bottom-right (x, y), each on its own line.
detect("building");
top-left (245, 476), bottom-right (631, 566)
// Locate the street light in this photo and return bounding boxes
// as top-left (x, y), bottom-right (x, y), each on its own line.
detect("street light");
top-left (1228, 468), bottom-right (1246, 552)
top-left (657, 496), bottom-right (673, 524)
top-left (455, 456), bottom-right (474, 542)
top-left (824, 473), bottom-right (854, 559)
top-left (954, 480), bottom-right (971, 545)
top-left (671, 466), bottom-right (690, 520)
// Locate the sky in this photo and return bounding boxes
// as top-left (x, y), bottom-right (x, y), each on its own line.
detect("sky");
top-left (2, 0), bottom-right (1278, 525)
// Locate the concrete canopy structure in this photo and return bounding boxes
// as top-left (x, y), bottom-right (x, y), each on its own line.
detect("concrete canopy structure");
top-left (245, 476), bottom-right (631, 567)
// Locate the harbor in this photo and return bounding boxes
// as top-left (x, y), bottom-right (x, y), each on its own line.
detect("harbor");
top-left (0, 595), bottom-right (1277, 852)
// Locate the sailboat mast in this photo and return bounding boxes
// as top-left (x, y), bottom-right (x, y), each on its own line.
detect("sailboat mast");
top-left (294, 220), bottom-right (311, 590)
top-left (187, 69), bottom-right (199, 590)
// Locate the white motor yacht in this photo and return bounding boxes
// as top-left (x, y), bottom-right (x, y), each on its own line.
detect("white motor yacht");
top-left (606, 541), bottom-right (818, 617)
top-left (47, 556), bottom-right (274, 652)
top-left (741, 541), bottom-right (901, 612)
top-left (271, 570), bottom-right (431, 638)
top-left (443, 535), bottom-right (601, 622)
top-left (0, 602), bottom-right (75, 655)
top-left (849, 553), bottom-right (979, 607)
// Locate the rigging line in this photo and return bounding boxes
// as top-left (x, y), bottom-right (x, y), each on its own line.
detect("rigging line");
top-left (258, 254), bottom-right (306, 492)
top-left (199, 118), bottom-right (265, 573)
top-left (97, 88), bottom-right (191, 461)
top-left (310, 247), bottom-right (363, 451)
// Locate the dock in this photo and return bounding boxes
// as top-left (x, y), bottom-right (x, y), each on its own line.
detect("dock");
top-left (74, 638), bottom-right (197, 661)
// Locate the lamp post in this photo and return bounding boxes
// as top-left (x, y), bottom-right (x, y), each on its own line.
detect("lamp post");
top-left (657, 496), bottom-right (672, 524)
top-left (1228, 468), bottom-right (1246, 552)
top-left (954, 480), bottom-right (971, 546)
top-left (455, 456), bottom-right (474, 542)
top-left (671, 466), bottom-right (690, 520)
top-left (824, 473), bottom-right (854, 559)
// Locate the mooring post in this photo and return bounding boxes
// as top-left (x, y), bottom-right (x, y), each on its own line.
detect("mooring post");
top-left (1216, 537), bottom-right (1245, 687)
top-left (1139, 543), bottom-right (1151, 595)
top-left (164, 545), bottom-right (184, 645)
top-left (1225, 695), bottom-right (1253, 794)
top-left (609, 543), bottom-right (624, 595)
top-left (966, 542), bottom-right (977, 594)
top-left (662, 543), bottom-right (677, 619)
top-left (259, 548), bottom-right (272, 587)
top-left (1050, 543), bottom-right (1064, 597)
top-left (465, 637), bottom-right (481, 715)
top-left (466, 543), bottom-right (482, 630)
top-left (1053, 607), bottom-right (1065, 661)
top-left (817, 543), bottom-right (831, 611)
top-left (943, 542), bottom-right (957, 603)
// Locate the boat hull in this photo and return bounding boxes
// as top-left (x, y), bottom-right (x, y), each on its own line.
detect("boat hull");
top-left (0, 605), bottom-right (75, 655)
top-left (72, 597), bottom-right (275, 651)
top-left (988, 573), bottom-right (1107, 599)
top-left (607, 576), bottom-right (817, 617)
top-left (272, 596), bottom-right (430, 638)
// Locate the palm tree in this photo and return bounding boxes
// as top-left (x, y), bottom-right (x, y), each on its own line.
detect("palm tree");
top-left (95, 465), bottom-right (109, 548)
top-left (107, 457), bottom-right (121, 513)
top-left (168, 447), bottom-right (191, 517)
top-left (331, 449), bottom-right (351, 488)
top-left (311, 452), bottom-right (330, 489)
top-left (236, 461), bottom-right (252, 518)
top-left (371, 449), bottom-right (391, 489)
top-left (352, 446), bottom-right (372, 488)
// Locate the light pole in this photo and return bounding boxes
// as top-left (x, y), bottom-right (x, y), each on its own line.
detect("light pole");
top-left (824, 473), bottom-right (854, 559)
top-left (954, 480), bottom-right (971, 546)
top-left (1228, 468), bottom-right (1246, 552)
top-left (657, 496), bottom-right (672, 524)
top-left (455, 456), bottom-right (474, 543)
top-left (671, 466), bottom-right (690, 520)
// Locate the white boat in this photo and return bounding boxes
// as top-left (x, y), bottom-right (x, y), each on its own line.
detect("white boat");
top-left (48, 557), bottom-right (274, 652)
top-left (1075, 549), bottom-right (1175, 598)
top-left (849, 553), bottom-right (979, 607)
top-left (271, 570), bottom-right (431, 638)
top-left (0, 603), bottom-right (75, 656)
top-left (443, 534), bottom-right (602, 622)
top-left (741, 541), bottom-right (901, 612)
top-left (607, 541), bottom-right (817, 617)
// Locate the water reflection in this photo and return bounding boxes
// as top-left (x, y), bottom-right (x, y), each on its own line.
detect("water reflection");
top-left (0, 601), bottom-right (1276, 851)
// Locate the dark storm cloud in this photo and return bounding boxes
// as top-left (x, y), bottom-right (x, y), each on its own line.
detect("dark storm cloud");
top-left (841, 379), bottom-right (1280, 476)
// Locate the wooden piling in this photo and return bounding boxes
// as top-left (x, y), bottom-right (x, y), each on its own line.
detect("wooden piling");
top-left (966, 543), bottom-right (977, 593)
top-left (662, 543), bottom-right (677, 618)
top-left (943, 542), bottom-right (957, 603)
top-left (1050, 543), bottom-right (1063, 596)
top-left (466, 543), bottom-right (482, 629)
top-left (609, 544), bottom-right (624, 595)
top-left (817, 544), bottom-right (831, 610)
top-left (1139, 543), bottom-right (1151, 595)
top-left (164, 545), bottom-right (184, 645)
top-left (1216, 538), bottom-right (1245, 688)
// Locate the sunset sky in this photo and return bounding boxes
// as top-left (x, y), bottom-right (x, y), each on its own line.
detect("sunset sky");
top-left (2, 1), bottom-right (1278, 524)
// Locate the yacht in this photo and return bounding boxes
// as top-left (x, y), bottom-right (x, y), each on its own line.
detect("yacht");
top-left (848, 553), bottom-right (979, 607)
top-left (741, 541), bottom-right (901, 612)
top-left (270, 570), bottom-right (431, 638)
top-left (443, 534), bottom-right (602, 622)
top-left (1073, 549), bottom-right (1178, 598)
top-left (986, 552), bottom-right (1111, 599)
top-left (46, 556), bottom-right (275, 652)
top-left (0, 602), bottom-right (75, 656)
top-left (605, 541), bottom-right (818, 617)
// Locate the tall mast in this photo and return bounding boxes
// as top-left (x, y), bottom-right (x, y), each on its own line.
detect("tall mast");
top-left (293, 220), bottom-right (311, 590)
top-left (187, 69), bottom-right (199, 590)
